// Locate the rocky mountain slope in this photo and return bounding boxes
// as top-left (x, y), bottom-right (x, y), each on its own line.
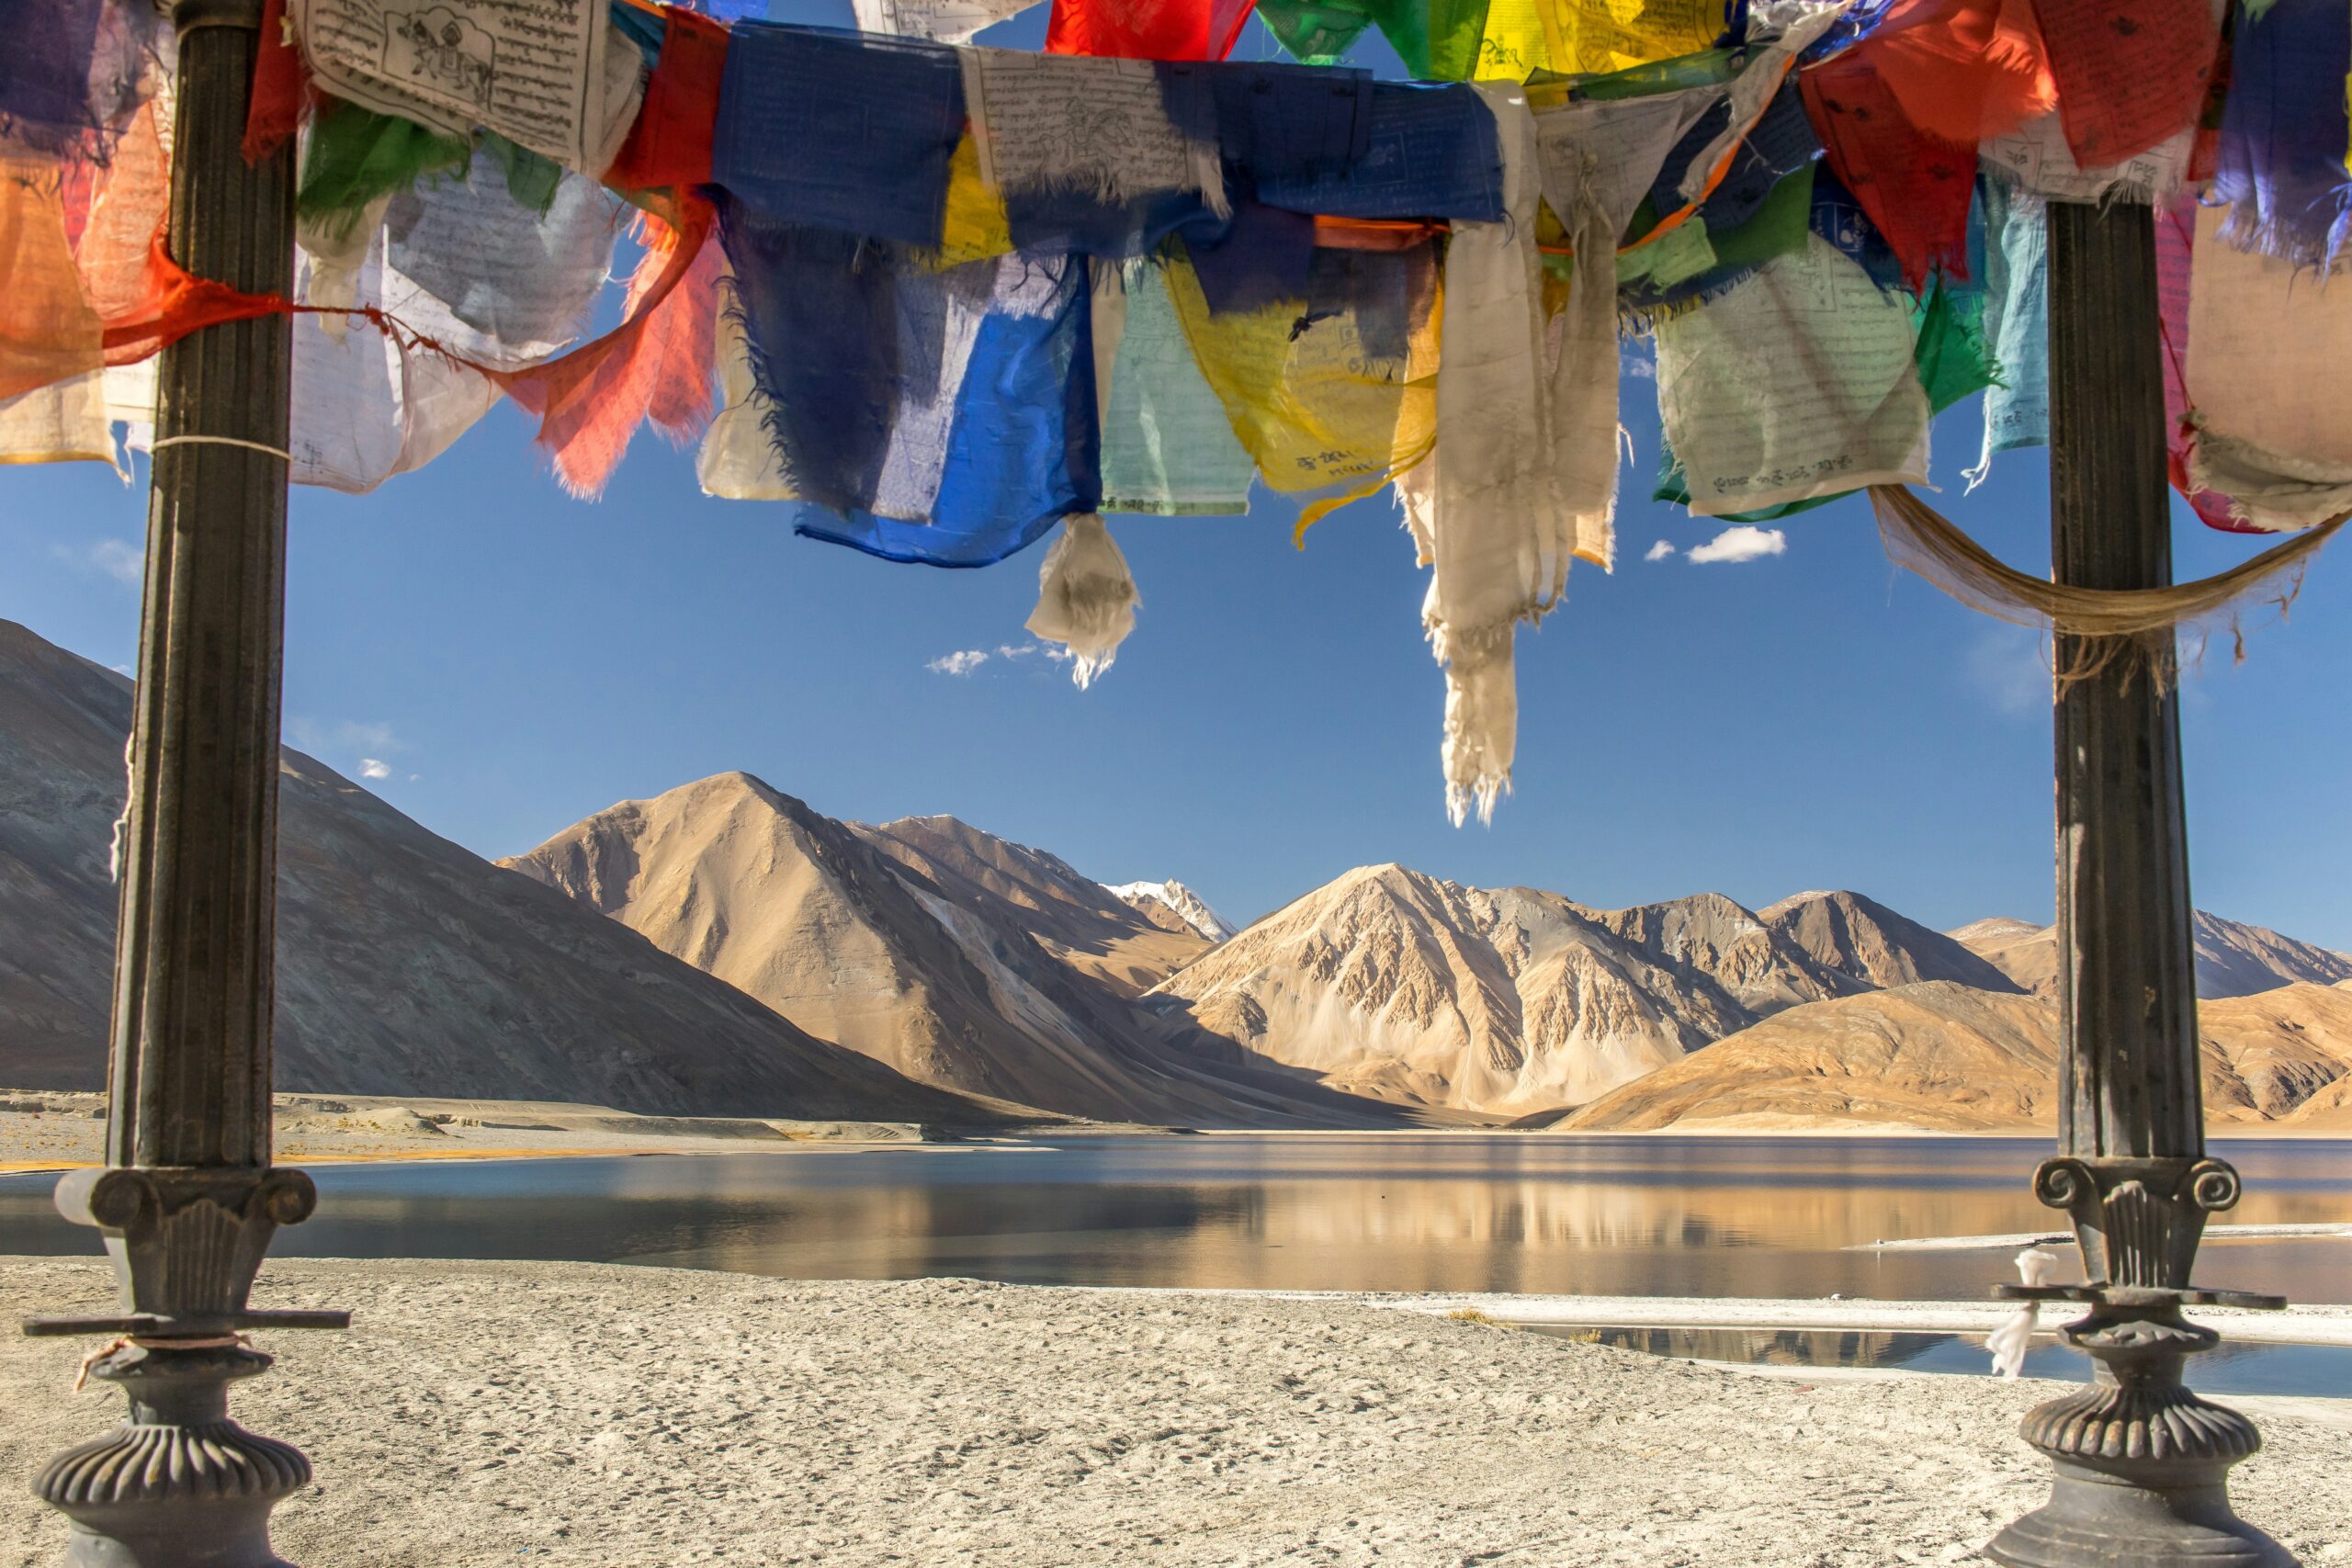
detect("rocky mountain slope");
top-left (1566, 978), bottom-right (2352, 1134)
top-left (1951, 911), bottom-right (2352, 999)
top-left (1107, 880), bottom-right (1237, 943)
top-left (503, 775), bottom-right (1396, 1126)
top-left (1147, 865), bottom-right (1897, 1115)
top-left (1762, 891), bottom-right (2022, 994)
top-left (854, 818), bottom-right (1208, 995)
top-left (0, 619), bottom-right (994, 1123)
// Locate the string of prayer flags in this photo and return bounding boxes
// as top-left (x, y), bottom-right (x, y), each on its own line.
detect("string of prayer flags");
top-left (1044, 0), bottom-right (1259, 61)
top-left (714, 25), bottom-right (967, 247)
top-left (2211, 0), bottom-right (2352, 274)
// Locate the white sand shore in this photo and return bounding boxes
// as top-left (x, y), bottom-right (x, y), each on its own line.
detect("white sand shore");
top-left (2, 1258), bottom-right (2347, 1567)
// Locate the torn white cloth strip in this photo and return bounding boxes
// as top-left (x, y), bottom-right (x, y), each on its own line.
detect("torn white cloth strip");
top-left (853, 0), bottom-right (1033, 43)
top-left (1654, 231), bottom-right (1931, 518)
top-left (0, 375), bottom-right (119, 472)
top-left (1025, 515), bottom-right (1139, 690)
top-left (965, 49), bottom-right (1227, 220)
top-left (1987, 1246), bottom-right (2062, 1380)
top-left (290, 0), bottom-right (645, 175)
top-left (1408, 82), bottom-right (1563, 828)
top-left (1533, 90), bottom-right (1714, 575)
top-left (2187, 200), bottom-right (2352, 531)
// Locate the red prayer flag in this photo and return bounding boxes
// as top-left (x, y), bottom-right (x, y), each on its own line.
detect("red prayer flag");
top-left (1044, 0), bottom-right (1256, 60)
top-left (605, 6), bottom-right (729, 191)
top-left (2036, 0), bottom-right (2220, 170)
top-left (1802, 59), bottom-right (1976, 289)
top-left (241, 0), bottom-right (310, 166)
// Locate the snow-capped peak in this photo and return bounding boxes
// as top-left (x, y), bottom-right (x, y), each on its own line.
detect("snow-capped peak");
top-left (1106, 879), bottom-right (1237, 943)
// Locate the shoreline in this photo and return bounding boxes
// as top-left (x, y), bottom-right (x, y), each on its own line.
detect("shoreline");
top-left (3, 1257), bottom-right (2346, 1567)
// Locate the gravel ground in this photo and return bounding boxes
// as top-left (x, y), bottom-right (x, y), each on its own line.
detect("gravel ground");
top-left (3, 1258), bottom-right (2346, 1567)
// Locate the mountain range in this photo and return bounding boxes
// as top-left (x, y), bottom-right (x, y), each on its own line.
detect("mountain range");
top-left (0, 621), bottom-right (998, 1124)
top-left (5, 615), bottom-right (2349, 1135)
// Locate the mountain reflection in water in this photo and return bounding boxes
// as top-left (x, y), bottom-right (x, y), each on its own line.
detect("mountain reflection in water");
top-left (1530, 1325), bottom-right (2352, 1397)
top-left (0, 1134), bottom-right (2346, 1303)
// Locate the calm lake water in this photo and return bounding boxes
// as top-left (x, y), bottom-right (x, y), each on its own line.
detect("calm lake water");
top-left (3, 1134), bottom-right (2346, 1304)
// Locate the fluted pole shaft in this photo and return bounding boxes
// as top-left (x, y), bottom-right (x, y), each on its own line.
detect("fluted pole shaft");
top-left (110, 0), bottom-right (295, 1172)
top-left (2048, 197), bottom-right (2203, 1170)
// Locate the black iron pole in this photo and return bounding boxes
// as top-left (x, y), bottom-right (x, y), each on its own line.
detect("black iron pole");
top-left (1984, 199), bottom-right (2291, 1568)
top-left (21, 3), bottom-right (345, 1563)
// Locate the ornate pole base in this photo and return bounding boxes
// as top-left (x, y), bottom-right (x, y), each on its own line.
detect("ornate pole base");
top-left (1988, 1156), bottom-right (2295, 1568)
top-left (1987, 1296), bottom-right (2290, 1568)
top-left (23, 1168), bottom-right (345, 1568)
top-left (37, 1341), bottom-right (309, 1568)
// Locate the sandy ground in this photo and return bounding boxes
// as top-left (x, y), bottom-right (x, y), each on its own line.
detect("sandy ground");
top-left (2, 1258), bottom-right (2348, 1568)
top-left (0, 1093), bottom-right (962, 1171)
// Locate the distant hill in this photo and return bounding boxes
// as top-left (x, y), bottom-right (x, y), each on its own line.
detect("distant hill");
top-left (1950, 911), bottom-right (2352, 1000)
top-left (1566, 979), bottom-right (2352, 1134)
top-left (0, 619), bottom-right (993, 1123)
top-left (1106, 880), bottom-right (1237, 944)
top-left (1147, 865), bottom-right (1879, 1115)
top-left (503, 775), bottom-right (1398, 1127)
top-left (1762, 890), bottom-right (2023, 994)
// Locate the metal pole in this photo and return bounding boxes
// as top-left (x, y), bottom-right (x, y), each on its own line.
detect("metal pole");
top-left (1985, 200), bottom-right (2291, 1568)
top-left (21, 4), bottom-right (345, 1563)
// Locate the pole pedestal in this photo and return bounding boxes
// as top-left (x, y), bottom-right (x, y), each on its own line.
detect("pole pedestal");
top-left (1985, 197), bottom-right (2290, 1567)
top-left (21, 4), bottom-right (344, 1562)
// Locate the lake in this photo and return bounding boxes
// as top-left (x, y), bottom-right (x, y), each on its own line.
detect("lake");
top-left (3, 1133), bottom-right (2346, 1304)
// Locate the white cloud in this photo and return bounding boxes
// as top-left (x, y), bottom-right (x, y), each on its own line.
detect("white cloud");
top-left (927, 649), bottom-right (989, 676)
top-left (51, 538), bottom-right (145, 585)
top-left (1643, 539), bottom-right (1677, 563)
top-left (1964, 627), bottom-right (2049, 719)
top-left (359, 759), bottom-right (392, 781)
top-left (1686, 525), bottom-right (1787, 565)
top-left (289, 717), bottom-right (398, 753)
top-left (1620, 353), bottom-right (1657, 381)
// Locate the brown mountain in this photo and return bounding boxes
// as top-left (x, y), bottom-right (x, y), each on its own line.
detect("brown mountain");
top-left (1563, 982), bottom-right (2269, 1134)
top-left (0, 618), bottom-right (992, 1122)
top-left (1146, 865), bottom-right (1861, 1116)
top-left (1951, 911), bottom-right (2352, 1000)
top-left (1762, 890), bottom-right (2023, 994)
top-left (503, 774), bottom-right (1396, 1126)
top-left (849, 815), bottom-right (1208, 996)
top-left (2198, 983), bottom-right (2352, 1123)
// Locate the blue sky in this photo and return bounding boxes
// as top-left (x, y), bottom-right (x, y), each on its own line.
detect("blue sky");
top-left (11, 367), bottom-right (2348, 944)
top-left (6, 5), bottom-right (2348, 946)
